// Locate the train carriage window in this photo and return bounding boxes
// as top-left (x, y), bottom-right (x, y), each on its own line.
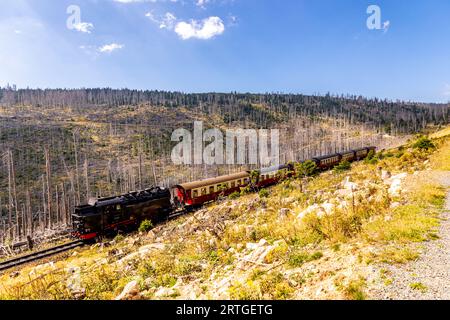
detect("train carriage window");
top-left (192, 190), bottom-right (199, 198)
top-left (210, 186), bottom-right (215, 194)
top-left (201, 188), bottom-right (207, 196)
top-left (231, 181), bottom-right (236, 188)
top-left (237, 179), bottom-right (242, 185)
top-left (244, 178), bottom-right (250, 184)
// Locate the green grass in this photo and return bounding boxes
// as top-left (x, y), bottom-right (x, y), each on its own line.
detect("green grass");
top-left (410, 282), bottom-right (428, 293)
top-left (288, 250), bottom-right (323, 268)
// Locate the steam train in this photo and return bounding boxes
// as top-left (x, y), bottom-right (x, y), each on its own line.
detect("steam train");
top-left (72, 146), bottom-right (376, 241)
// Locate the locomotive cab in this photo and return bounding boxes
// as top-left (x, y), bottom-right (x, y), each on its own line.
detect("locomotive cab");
top-left (72, 205), bottom-right (101, 240)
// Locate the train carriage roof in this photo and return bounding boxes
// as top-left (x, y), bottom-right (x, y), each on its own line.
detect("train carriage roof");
top-left (78, 187), bottom-right (169, 208)
top-left (174, 171), bottom-right (250, 191)
top-left (313, 154), bottom-right (342, 161)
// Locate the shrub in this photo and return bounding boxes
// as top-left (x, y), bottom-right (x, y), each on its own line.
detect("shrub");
top-left (114, 234), bottom-right (125, 243)
top-left (410, 282), bottom-right (427, 293)
top-left (229, 191), bottom-right (240, 199)
top-left (364, 150), bottom-right (379, 164)
top-left (334, 160), bottom-right (351, 173)
top-left (344, 278), bottom-right (366, 300)
top-left (138, 220), bottom-right (153, 233)
top-left (288, 250), bottom-right (323, 267)
top-left (295, 160), bottom-right (317, 178)
top-left (259, 189), bottom-right (270, 198)
top-left (229, 281), bottom-right (261, 300)
top-left (413, 137), bottom-right (435, 150)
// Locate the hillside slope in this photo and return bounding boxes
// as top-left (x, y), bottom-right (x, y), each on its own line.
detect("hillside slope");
top-left (4, 90), bottom-right (443, 246)
top-left (0, 129), bottom-right (449, 300)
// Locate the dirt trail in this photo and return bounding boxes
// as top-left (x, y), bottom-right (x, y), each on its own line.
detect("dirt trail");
top-left (370, 171), bottom-right (450, 300)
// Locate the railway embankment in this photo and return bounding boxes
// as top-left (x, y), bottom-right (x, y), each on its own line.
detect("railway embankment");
top-left (0, 129), bottom-right (449, 300)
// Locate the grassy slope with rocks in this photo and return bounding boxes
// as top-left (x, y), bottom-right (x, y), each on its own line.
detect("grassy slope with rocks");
top-left (0, 128), bottom-right (449, 300)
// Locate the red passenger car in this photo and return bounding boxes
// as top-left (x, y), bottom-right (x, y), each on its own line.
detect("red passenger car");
top-left (172, 171), bottom-right (251, 207)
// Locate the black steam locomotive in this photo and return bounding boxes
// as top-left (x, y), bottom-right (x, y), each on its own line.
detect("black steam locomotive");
top-left (72, 187), bottom-right (172, 240)
top-left (73, 146), bottom-right (376, 241)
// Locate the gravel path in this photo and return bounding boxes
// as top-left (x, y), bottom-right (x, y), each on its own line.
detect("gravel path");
top-left (370, 171), bottom-right (450, 300)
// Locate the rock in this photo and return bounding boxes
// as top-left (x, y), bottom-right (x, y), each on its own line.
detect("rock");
top-left (388, 180), bottom-right (402, 197)
top-left (154, 287), bottom-right (178, 298)
top-left (321, 202), bottom-right (335, 215)
top-left (381, 170), bottom-right (392, 180)
top-left (390, 202), bottom-right (401, 209)
top-left (343, 177), bottom-right (359, 191)
top-left (29, 261), bottom-right (56, 276)
top-left (279, 208), bottom-right (290, 218)
top-left (9, 271), bottom-right (20, 278)
top-left (335, 188), bottom-right (353, 198)
top-left (72, 289), bottom-right (86, 300)
top-left (297, 204), bottom-right (320, 220)
top-left (117, 252), bottom-right (140, 266)
top-left (245, 239), bottom-right (267, 251)
top-left (108, 248), bottom-right (119, 257)
top-left (115, 280), bottom-right (140, 300)
top-left (147, 230), bottom-right (156, 240)
top-left (258, 239), bottom-right (268, 247)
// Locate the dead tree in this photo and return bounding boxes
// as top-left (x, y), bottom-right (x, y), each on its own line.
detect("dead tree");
top-left (45, 147), bottom-right (53, 230)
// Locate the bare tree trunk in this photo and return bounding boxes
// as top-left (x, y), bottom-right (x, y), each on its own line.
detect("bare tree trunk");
top-left (7, 150), bottom-right (19, 240)
top-left (61, 183), bottom-right (67, 227)
top-left (73, 131), bottom-right (81, 205)
top-left (41, 175), bottom-right (47, 232)
top-left (84, 156), bottom-right (90, 201)
top-left (138, 152), bottom-right (143, 190)
top-left (45, 148), bottom-right (52, 230)
top-left (26, 189), bottom-right (33, 237)
top-left (55, 184), bottom-right (60, 228)
top-left (6, 151), bottom-right (13, 240)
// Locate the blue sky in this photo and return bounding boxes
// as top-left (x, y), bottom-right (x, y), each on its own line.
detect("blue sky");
top-left (0, 0), bottom-right (449, 103)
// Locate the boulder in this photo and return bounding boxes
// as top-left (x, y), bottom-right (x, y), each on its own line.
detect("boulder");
top-left (154, 287), bottom-right (178, 298)
top-left (115, 280), bottom-right (140, 300)
top-left (343, 177), bottom-right (359, 191)
top-left (279, 208), bottom-right (290, 218)
top-left (321, 202), bottom-right (335, 215)
top-left (297, 204), bottom-right (320, 220)
top-left (381, 170), bottom-right (391, 180)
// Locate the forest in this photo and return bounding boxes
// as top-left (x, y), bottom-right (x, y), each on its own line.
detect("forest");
top-left (0, 86), bottom-right (448, 249)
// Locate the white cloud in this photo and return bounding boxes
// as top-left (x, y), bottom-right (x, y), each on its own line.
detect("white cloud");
top-left (98, 43), bottom-right (124, 53)
top-left (444, 84), bottom-right (450, 96)
top-left (146, 11), bottom-right (177, 29)
top-left (73, 22), bottom-right (94, 33)
top-left (113, 0), bottom-right (178, 3)
top-left (196, 0), bottom-right (210, 8)
top-left (114, 0), bottom-right (155, 3)
top-left (174, 16), bottom-right (225, 40)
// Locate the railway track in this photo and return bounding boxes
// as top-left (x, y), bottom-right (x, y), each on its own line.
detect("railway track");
top-left (0, 240), bottom-right (84, 273)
